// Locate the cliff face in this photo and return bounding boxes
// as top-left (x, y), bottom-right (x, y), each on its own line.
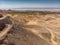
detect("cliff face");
top-left (0, 11), bottom-right (60, 45)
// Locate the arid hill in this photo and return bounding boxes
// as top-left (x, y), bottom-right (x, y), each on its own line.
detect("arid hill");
top-left (0, 10), bottom-right (60, 45)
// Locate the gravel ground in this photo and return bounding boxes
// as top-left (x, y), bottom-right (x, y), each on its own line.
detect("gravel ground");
top-left (0, 19), bottom-right (51, 45)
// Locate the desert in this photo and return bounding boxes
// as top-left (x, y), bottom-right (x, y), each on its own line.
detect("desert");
top-left (0, 10), bottom-right (60, 45)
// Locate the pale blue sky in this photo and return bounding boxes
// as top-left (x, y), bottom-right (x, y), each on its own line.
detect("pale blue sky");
top-left (0, 0), bottom-right (60, 9)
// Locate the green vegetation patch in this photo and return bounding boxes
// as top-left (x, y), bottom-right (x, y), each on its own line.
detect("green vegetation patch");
top-left (6, 10), bottom-right (60, 15)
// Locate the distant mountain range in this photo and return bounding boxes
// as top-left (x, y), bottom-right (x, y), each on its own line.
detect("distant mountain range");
top-left (10, 8), bottom-right (60, 12)
top-left (11, 8), bottom-right (60, 9)
top-left (0, 8), bottom-right (60, 12)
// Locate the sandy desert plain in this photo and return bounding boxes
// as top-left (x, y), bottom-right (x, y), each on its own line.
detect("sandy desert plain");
top-left (0, 10), bottom-right (60, 45)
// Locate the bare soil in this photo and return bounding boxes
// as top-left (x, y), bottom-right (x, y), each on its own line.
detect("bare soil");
top-left (0, 11), bottom-right (60, 45)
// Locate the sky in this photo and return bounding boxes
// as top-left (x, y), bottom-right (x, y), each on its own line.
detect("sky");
top-left (0, 0), bottom-right (60, 9)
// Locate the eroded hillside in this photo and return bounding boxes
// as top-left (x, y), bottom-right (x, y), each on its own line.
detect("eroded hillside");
top-left (0, 11), bottom-right (60, 45)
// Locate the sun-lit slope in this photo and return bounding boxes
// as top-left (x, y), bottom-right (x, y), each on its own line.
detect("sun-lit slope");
top-left (2, 13), bottom-right (60, 45)
top-left (11, 14), bottom-right (60, 45)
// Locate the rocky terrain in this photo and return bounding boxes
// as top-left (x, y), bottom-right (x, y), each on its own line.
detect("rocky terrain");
top-left (0, 10), bottom-right (60, 45)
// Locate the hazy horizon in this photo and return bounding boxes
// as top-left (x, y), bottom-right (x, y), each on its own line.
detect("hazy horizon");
top-left (0, 0), bottom-right (60, 10)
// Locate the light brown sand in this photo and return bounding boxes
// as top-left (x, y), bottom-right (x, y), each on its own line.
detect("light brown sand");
top-left (0, 12), bottom-right (60, 45)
